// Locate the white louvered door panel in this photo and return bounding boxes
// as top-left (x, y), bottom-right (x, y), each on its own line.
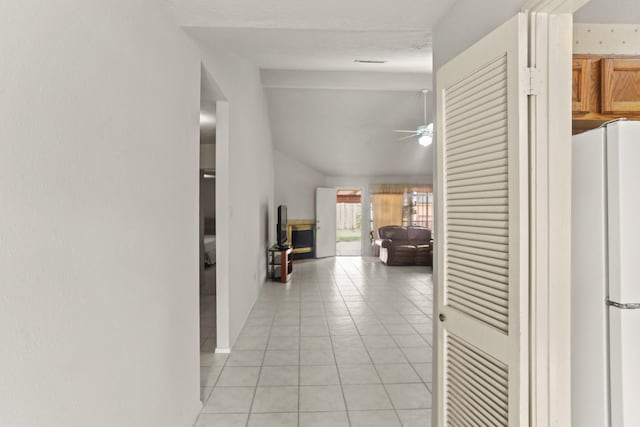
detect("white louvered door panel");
top-left (435, 13), bottom-right (529, 427)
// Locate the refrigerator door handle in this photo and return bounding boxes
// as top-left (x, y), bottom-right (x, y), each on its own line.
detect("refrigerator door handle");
top-left (606, 298), bottom-right (640, 310)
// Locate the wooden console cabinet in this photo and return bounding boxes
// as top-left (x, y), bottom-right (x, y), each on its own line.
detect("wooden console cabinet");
top-left (268, 246), bottom-right (293, 283)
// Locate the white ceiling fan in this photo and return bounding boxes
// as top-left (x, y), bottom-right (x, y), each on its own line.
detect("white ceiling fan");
top-left (394, 89), bottom-right (433, 146)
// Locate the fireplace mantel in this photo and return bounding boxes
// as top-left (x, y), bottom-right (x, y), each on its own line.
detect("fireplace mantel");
top-left (287, 219), bottom-right (315, 259)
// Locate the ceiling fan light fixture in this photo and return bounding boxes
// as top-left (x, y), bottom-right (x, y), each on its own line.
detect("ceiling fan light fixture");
top-left (418, 122), bottom-right (433, 146)
top-left (392, 91), bottom-right (433, 146)
top-left (418, 134), bottom-right (432, 146)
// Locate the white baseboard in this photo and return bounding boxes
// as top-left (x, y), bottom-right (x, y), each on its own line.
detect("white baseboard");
top-left (214, 347), bottom-right (231, 354)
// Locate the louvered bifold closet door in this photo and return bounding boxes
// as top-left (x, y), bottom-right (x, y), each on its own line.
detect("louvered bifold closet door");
top-left (435, 13), bottom-right (529, 427)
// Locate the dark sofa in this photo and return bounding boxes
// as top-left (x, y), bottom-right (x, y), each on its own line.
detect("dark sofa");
top-left (374, 226), bottom-right (432, 266)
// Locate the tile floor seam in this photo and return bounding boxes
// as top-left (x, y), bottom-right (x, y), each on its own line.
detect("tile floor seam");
top-left (343, 261), bottom-right (409, 425)
top-left (358, 311), bottom-right (405, 425)
top-left (245, 305), bottom-right (277, 427)
top-left (327, 270), bottom-right (353, 427)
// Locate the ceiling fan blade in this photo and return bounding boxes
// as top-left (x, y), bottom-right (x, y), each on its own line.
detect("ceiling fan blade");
top-left (398, 134), bottom-right (417, 141)
top-left (393, 130), bottom-right (418, 133)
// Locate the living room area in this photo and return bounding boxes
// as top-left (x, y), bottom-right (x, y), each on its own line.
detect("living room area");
top-left (271, 87), bottom-right (435, 263)
top-left (275, 178), bottom-right (433, 262)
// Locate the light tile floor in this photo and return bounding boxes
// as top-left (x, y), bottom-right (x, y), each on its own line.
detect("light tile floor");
top-left (200, 295), bottom-right (217, 349)
top-left (196, 256), bottom-right (433, 427)
top-left (336, 240), bottom-right (361, 256)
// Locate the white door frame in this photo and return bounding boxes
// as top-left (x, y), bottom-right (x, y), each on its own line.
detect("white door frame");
top-left (214, 99), bottom-right (231, 353)
top-left (521, 1), bottom-right (589, 426)
top-left (198, 64), bottom-right (232, 354)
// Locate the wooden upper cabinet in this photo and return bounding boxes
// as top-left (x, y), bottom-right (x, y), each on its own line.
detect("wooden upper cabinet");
top-left (572, 55), bottom-right (640, 134)
top-left (573, 58), bottom-right (593, 114)
top-left (601, 58), bottom-right (640, 114)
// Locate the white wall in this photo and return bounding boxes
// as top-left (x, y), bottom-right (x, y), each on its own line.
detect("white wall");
top-left (266, 88), bottom-right (433, 177)
top-left (573, 23), bottom-right (640, 54)
top-left (575, 0), bottom-right (640, 23)
top-left (433, 0), bottom-right (526, 71)
top-left (197, 44), bottom-right (275, 349)
top-left (274, 150), bottom-right (327, 219)
top-left (0, 1), bottom-right (202, 426)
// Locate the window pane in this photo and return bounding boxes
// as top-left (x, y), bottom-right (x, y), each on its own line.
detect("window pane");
top-left (406, 191), bottom-right (433, 229)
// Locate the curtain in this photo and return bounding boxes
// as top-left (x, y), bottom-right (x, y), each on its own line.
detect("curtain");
top-left (370, 184), bottom-right (433, 195)
top-left (370, 183), bottom-right (432, 238)
top-left (372, 193), bottom-right (404, 237)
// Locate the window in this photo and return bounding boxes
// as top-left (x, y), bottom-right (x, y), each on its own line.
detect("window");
top-left (370, 185), bottom-right (433, 236)
top-left (402, 191), bottom-right (433, 229)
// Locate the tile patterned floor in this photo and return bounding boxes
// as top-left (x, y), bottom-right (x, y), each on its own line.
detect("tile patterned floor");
top-left (200, 294), bottom-right (217, 350)
top-left (336, 240), bottom-right (361, 256)
top-left (197, 257), bottom-right (433, 427)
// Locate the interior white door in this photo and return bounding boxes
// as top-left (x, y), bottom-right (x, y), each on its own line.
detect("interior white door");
top-left (435, 13), bottom-right (529, 427)
top-left (315, 187), bottom-right (336, 258)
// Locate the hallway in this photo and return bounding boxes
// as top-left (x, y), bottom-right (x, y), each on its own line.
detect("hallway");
top-left (197, 257), bottom-right (433, 426)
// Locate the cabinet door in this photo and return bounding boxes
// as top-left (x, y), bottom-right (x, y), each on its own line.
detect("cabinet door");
top-left (573, 58), bottom-right (592, 114)
top-left (601, 58), bottom-right (640, 114)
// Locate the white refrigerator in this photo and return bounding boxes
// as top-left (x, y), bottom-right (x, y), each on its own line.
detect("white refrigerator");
top-left (572, 120), bottom-right (640, 427)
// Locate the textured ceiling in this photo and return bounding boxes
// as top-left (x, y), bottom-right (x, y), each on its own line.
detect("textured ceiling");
top-left (164, 0), bottom-right (453, 31)
top-left (167, 0), bottom-right (455, 73)
top-left (166, 0), bottom-right (449, 177)
top-left (266, 88), bottom-right (434, 177)
top-left (186, 28), bottom-right (432, 73)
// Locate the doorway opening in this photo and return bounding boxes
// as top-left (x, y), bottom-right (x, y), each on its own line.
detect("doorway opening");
top-left (336, 189), bottom-right (362, 256)
top-left (199, 66), bottom-right (218, 401)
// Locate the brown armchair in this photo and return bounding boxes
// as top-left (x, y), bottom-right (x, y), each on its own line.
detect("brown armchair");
top-left (374, 226), bottom-right (432, 266)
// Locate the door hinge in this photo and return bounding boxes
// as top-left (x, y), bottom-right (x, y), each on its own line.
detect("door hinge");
top-left (526, 67), bottom-right (542, 96)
